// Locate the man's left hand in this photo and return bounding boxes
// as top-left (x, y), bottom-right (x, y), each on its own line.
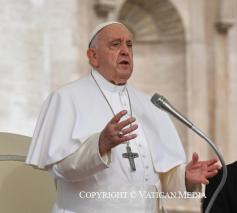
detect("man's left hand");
top-left (185, 152), bottom-right (221, 187)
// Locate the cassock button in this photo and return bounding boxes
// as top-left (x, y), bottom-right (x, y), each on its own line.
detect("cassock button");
top-left (138, 144), bottom-right (142, 148)
top-left (145, 165), bottom-right (149, 169)
top-left (145, 178), bottom-right (149, 181)
top-left (142, 155), bottom-right (146, 158)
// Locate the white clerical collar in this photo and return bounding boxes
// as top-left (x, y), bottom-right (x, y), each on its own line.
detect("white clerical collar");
top-left (91, 69), bottom-right (126, 93)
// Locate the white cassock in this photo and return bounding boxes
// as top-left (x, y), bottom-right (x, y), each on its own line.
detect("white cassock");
top-left (26, 70), bottom-right (187, 213)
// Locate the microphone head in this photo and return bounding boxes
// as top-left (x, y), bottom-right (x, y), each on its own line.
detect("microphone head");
top-left (151, 93), bottom-right (193, 128)
top-left (151, 93), bottom-right (168, 110)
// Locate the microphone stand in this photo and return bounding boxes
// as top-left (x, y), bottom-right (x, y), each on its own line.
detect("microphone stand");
top-left (151, 93), bottom-right (227, 213)
top-left (190, 126), bottom-right (227, 213)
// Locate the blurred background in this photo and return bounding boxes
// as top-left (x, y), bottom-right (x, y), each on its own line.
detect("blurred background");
top-left (0, 0), bottom-right (236, 212)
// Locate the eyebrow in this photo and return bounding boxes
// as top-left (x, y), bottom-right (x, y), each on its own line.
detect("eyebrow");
top-left (109, 38), bottom-right (133, 43)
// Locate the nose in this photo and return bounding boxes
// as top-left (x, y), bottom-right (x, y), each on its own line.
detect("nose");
top-left (120, 43), bottom-right (129, 55)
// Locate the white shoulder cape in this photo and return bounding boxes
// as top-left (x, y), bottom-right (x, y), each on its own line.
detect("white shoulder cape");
top-left (26, 74), bottom-right (186, 172)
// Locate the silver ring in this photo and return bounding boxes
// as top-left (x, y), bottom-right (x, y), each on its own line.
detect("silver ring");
top-left (118, 131), bottom-right (123, 137)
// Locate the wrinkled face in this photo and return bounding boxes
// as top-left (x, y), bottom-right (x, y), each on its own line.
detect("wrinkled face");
top-left (87, 24), bottom-right (133, 85)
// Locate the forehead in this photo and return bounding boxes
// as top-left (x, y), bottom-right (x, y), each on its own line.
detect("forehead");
top-left (98, 24), bottom-right (133, 41)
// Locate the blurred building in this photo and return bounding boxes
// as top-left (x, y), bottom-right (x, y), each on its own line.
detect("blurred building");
top-left (0, 0), bottom-right (236, 212)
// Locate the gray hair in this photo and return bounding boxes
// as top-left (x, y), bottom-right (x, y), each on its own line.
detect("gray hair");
top-left (89, 34), bottom-right (99, 48)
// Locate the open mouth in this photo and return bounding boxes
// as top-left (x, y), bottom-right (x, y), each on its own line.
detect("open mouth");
top-left (119, 60), bottom-right (130, 65)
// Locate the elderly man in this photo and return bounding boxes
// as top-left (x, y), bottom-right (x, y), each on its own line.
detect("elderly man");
top-left (26, 22), bottom-right (219, 213)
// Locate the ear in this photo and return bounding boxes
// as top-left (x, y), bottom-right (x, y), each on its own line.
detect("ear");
top-left (87, 48), bottom-right (99, 68)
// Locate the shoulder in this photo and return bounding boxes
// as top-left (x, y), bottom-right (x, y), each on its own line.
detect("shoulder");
top-left (226, 161), bottom-right (237, 185)
top-left (128, 85), bottom-right (169, 118)
top-left (39, 75), bottom-right (92, 109)
top-left (227, 161), bottom-right (237, 173)
top-left (219, 161), bottom-right (237, 182)
top-left (58, 75), bottom-right (90, 95)
top-left (50, 75), bottom-right (92, 100)
top-left (127, 85), bottom-right (150, 100)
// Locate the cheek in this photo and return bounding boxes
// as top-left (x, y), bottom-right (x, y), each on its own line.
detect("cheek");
top-left (101, 51), bottom-right (117, 64)
top-left (97, 53), bottom-right (108, 67)
top-left (130, 54), bottom-right (134, 69)
top-left (97, 51), bottom-right (121, 70)
top-left (107, 53), bottom-right (119, 66)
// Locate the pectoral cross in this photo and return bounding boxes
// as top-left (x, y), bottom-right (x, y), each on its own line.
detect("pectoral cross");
top-left (122, 145), bottom-right (139, 171)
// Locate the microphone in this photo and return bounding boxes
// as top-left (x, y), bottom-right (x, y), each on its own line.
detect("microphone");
top-left (151, 93), bottom-right (227, 213)
top-left (151, 93), bottom-right (193, 128)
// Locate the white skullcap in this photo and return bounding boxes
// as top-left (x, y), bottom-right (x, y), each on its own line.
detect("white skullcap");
top-left (88, 21), bottom-right (125, 47)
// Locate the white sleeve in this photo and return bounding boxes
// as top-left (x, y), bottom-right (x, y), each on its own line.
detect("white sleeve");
top-left (49, 133), bottom-right (111, 182)
top-left (159, 164), bottom-right (186, 193)
top-left (159, 164), bottom-right (201, 193)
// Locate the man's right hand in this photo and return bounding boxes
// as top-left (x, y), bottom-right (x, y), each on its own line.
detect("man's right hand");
top-left (99, 110), bottom-right (138, 156)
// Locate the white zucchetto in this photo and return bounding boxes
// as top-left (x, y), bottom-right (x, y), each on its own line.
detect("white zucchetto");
top-left (88, 21), bottom-right (125, 47)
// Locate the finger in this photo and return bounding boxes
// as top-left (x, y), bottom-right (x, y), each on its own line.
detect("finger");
top-left (111, 130), bottom-right (122, 137)
top-left (192, 152), bottom-right (199, 163)
top-left (206, 158), bottom-right (219, 166)
top-left (206, 170), bottom-right (218, 179)
top-left (110, 110), bottom-right (127, 124)
top-left (117, 134), bottom-right (137, 144)
top-left (207, 163), bottom-right (221, 172)
top-left (202, 178), bottom-right (209, 185)
top-left (121, 124), bottom-right (138, 135)
top-left (116, 117), bottom-right (136, 130)
top-left (188, 163), bottom-right (202, 169)
top-left (195, 177), bottom-right (209, 185)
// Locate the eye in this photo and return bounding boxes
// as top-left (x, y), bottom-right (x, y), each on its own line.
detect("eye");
top-left (127, 40), bottom-right (132, 48)
top-left (127, 41), bottom-right (133, 48)
top-left (111, 40), bottom-right (121, 47)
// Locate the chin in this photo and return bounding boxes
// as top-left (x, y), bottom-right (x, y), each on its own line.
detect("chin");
top-left (119, 68), bottom-right (132, 76)
top-left (117, 72), bottom-right (132, 84)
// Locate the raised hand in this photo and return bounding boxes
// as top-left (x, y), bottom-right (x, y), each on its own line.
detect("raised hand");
top-left (185, 152), bottom-right (221, 188)
top-left (99, 110), bottom-right (138, 155)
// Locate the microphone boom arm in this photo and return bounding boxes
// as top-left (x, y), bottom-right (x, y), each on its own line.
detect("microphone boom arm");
top-left (151, 93), bottom-right (227, 213)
